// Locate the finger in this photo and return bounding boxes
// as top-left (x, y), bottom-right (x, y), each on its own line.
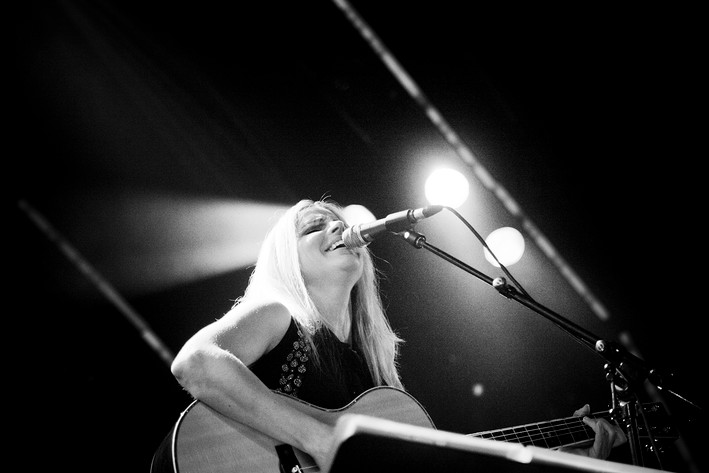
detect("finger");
top-left (595, 418), bottom-right (626, 448)
top-left (583, 416), bottom-right (610, 459)
top-left (610, 423), bottom-right (627, 447)
top-left (573, 404), bottom-right (590, 417)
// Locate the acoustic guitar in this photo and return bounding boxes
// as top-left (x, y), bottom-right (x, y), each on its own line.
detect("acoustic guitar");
top-left (150, 386), bottom-right (675, 473)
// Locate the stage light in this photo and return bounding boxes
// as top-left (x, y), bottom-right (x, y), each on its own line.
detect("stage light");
top-left (424, 168), bottom-right (469, 208)
top-left (343, 204), bottom-right (376, 226)
top-left (471, 382), bottom-right (485, 397)
top-left (483, 227), bottom-right (525, 267)
top-left (32, 191), bottom-right (290, 295)
top-left (115, 195), bottom-right (289, 293)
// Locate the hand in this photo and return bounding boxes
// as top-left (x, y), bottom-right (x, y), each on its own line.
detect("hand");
top-left (562, 404), bottom-right (627, 460)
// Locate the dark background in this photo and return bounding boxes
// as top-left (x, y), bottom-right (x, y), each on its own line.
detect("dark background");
top-left (12, 1), bottom-right (706, 472)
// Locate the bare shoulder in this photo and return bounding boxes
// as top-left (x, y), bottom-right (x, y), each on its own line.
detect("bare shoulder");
top-left (217, 299), bottom-right (293, 357)
top-left (225, 298), bottom-right (291, 332)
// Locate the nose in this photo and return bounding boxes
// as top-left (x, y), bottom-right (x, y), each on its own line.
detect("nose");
top-left (328, 220), bottom-right (345, 234)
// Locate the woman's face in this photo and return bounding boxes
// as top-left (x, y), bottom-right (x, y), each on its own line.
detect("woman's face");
top-left (296, 205), bottom-right (364, 289)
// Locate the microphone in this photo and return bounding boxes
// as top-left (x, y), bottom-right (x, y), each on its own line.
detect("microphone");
top-left (342, 205), bottom-right (443, 249)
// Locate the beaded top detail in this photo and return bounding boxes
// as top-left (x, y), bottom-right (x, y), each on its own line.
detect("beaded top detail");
top-left (276, 328), bottom-right (311, 396)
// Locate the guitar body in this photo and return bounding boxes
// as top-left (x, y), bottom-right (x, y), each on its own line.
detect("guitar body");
top-left (152, 386), bottom-right (435, 473)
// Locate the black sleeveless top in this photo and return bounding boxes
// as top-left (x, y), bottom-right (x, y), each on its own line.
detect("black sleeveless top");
top-left (249, 318), bottom-right (375, 408)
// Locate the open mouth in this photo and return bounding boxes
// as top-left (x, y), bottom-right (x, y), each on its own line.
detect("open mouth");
top-left (327, 240), bottom-right (346, 251)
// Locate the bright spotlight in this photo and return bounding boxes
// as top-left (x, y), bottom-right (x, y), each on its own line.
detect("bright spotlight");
top-left (43, 191), bottom-right (290, 294)
top-left (484, 227), bottom-right (525, 267)
top-left (343, 204), bottom-right (375, 226)
top-left (471, 382), bottom-right (485, 397)
top-left (424, 168), bottom-right (469, 208)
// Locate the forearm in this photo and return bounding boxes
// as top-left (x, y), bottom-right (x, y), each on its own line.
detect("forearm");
top-left (172, 347), bottom-right (332, 459)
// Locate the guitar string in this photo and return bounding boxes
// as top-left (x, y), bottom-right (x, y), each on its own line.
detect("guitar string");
top-left (477, 429), bottom-right (594, 446)
top-left (472, 417), bottom-right (599, 447)
top-left (472, 411), bottom-right (612, 438)
top-left (477, 420), bottom-right (593, 441)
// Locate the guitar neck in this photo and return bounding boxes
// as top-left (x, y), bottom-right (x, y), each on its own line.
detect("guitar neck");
top-left (470, 410), bottom-right (608, 449)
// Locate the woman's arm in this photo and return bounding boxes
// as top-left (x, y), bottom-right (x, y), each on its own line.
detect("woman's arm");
top-left (170, 300), bottom-right (334, 468)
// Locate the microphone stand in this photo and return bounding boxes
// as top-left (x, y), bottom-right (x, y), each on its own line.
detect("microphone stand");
top-left (396, 229), bottom-right (701, 468)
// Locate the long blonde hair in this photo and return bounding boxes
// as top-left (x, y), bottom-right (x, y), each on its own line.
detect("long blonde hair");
top-left (235, 199), bottom-right (403, 389)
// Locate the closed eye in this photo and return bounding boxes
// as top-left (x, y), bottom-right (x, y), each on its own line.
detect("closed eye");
top-left (300, 218), bottom-right (327, 236)
top-left (302, 225), bottom-right (324, 235)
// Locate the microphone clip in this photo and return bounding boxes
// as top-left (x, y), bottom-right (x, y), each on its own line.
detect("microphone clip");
top-left (492, 277), bottom-right (519, 298)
